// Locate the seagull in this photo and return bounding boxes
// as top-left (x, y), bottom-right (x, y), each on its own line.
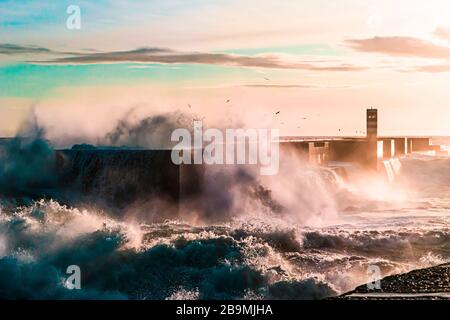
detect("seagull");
top-left (275, 111), bottom-right (280, 115)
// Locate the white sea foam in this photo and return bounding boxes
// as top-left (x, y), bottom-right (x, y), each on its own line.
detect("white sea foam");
top-left (0, 155), bottom-right (448, 299)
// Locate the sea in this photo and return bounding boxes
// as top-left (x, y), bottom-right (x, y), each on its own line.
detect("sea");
top-left (0, 138), bottom-right (449, 300)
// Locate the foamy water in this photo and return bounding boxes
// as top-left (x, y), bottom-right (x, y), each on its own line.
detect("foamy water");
top-left (0, 154), bottom-right (449, 299)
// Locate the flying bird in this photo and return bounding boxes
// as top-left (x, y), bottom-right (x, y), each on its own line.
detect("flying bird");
top-left (275, 111), bottom-right (280, 115)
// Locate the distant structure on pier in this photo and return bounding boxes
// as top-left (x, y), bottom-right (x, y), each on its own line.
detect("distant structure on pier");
top-left (366, 108), bottom-right (378, 140)
top-left (366, 108), bottom-right (378, 169)
top-left (279, 107), bottom-right (444, 171)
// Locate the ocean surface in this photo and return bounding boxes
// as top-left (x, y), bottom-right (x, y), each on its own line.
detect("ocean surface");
top-left (0, 148), bottom-right (449, 299)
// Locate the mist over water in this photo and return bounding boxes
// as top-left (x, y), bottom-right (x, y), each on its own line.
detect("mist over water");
top-left (0, 116), bottom-right (449, 299)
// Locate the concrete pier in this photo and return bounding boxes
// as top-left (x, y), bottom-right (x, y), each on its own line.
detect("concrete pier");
top-left (393, 138), bottom-right (406, 156)
top-left (280, 109), bottom-right (443, 169)
top-left (411, 137), bottom-right (431, 152)
top-left (382, 139), bottom-right (393, 159)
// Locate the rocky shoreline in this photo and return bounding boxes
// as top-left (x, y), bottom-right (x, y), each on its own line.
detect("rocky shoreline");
top-left (336, 262), bottom-right (450, 300)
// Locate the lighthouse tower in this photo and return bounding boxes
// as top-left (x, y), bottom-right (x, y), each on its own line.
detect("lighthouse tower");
top-left (366, 108), bottom-right (378, 169)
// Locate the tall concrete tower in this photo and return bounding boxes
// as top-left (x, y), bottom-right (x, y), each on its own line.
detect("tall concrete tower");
top-left (366, 108), bottom-right (378, 170)
top-left (366, 108), bottom-right (378, 141)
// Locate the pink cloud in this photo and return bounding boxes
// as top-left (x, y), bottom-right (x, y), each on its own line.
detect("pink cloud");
top-left (433, 27), bottom-right (450, 42)
top-left (414, 64), bottom-right (450, 72)
top-left (346, 36), bottom-right (450, 59)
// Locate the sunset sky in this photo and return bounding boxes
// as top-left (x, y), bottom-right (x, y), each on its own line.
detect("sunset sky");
top-left (2, 0), bottom-right (450, 142)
